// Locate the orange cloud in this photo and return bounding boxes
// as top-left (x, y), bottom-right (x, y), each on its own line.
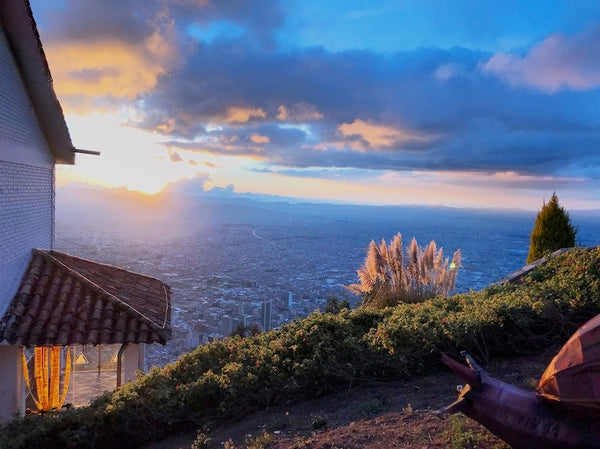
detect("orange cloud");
top-left (338, 119), bottom-right (429, 149)
top-left (225, 107), bottom-right (267, 123)
top-left (156, 118), bottom-right (176, 133)
top-left (45, 29), bottom-right (177, 113)
top-left (250, 133), bottom-right (270, 143)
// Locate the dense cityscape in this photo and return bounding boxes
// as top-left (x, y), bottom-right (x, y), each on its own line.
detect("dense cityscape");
top-left (55, 216), bottom-right (359, 366)
top-left (55, 189), bottom-right (600, 367)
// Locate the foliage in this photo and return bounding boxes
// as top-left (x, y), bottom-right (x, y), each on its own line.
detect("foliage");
top-left (324, 295), bottom-right (351, 314)
top-left (191, 431), bottom-right (211, 449)
top-left (369, 247), bottom-right (600, 366)
top-left (359, 397), bottom-right (386, 417)
top-left (246, 431), bottom-right (273, 449)
top-left (230, 322), bottom-right (247, 338)
top-left (350, 233), bottom-right (461, 309)
top-left (1, 248), bottom-right (600, 449)
top-left (311, 415), bottom-right (328, 429)
top-left (527, 193), bottom-right (576, 263)
top-left (221, 432), bottom-right (273, 449)
top-left (444, 415), bottom-right (509, 449)
top-left (230, 323), bottom-right (261, 338)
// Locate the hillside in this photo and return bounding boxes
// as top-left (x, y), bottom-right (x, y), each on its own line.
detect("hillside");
top-left (148, 347), bottom-right (557, 449)
top-left (1, 247), bottom-right (600, 449)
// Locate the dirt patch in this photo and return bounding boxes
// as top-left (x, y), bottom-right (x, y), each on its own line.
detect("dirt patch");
top-left (146, 347), bottom-right (557, 449)
top-left (271, 410), bottom-right (506, 449)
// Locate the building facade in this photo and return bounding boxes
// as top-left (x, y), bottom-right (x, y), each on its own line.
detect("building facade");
top-left (0, 20), bottom-right (55, 315)
top-left (0, 0), bottom-right (171, 421)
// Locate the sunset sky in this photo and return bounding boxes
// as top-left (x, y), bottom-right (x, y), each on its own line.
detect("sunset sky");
top-left (30, 0), bottom-right (600, 209)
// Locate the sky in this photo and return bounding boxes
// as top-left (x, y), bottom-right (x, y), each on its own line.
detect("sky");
top-left (30, 0), bottom-right (600, 210)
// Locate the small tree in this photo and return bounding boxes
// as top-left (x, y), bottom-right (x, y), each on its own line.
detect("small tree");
top-left (349, 233), bottom-right (461, 309)
top-left (324, 295), bottom-right (351, 314)
top-left (527, 193), bottom-right (576, 263)
top-left (230, 322), bottom-right (247, 338)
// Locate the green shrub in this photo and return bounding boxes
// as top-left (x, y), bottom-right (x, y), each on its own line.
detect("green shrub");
top-left (191, 431), bottom-right (211, 449)
top-left (444, 415), bottom-right (509, 449)
top-left (527, 193), bottom-right (576, 263)
top-left (324, 295), bottom-right (351, 314)
top-left (359, 397), bottom-right (385, 417)
top-left (1, 248), bottom-right (599, 449)
top-left (370, 247), bottom-right (600, 367)
top-left (311, 415), bottom-right (328, 429)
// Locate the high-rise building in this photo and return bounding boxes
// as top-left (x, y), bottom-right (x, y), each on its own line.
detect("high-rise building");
top-left (261, 300), bottom-right (272, 331)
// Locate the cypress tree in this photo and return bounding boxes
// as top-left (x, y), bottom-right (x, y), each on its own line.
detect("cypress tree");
top-left (527, 193), bottom-right (576, 263)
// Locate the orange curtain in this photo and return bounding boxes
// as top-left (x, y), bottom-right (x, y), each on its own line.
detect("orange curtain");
top-left (21, 346), bottom-right (72, 412)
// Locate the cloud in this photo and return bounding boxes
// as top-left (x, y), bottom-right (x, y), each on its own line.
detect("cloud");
top-left (406, 170), bottom-right (587, 191)
top-left (482, 25), bottom-right (600, 92)
top-left (141, 38), bottom-right (600, 181)
top-left (169, 150), bottom-right (183, 162)
top-left (172, 0), bottom-right (285, 48)
top-left (338, 119), bottom-right (431, 150)
top-left (164, 140), bottom-right (267, 161)
top-left (33, 0), bottom-right (600, 190)
top-left (34, 1), bottom-right (179, 112)
top-left (161, 123), bottom-right (310, 161)
top-left (434, 63), bottom-right (466, 81)
top-left (33, 0), bottom-right (284, 112)
top-left (162, 173), bottom-right (211, 196)
top-left (226, 107), bottom-right (267, 123)
top-left (277, 103), bottom-right (323, 121)
top-left (45, 37), bottom-right (178, 112)
top-left (249, 133), bottom-right (270, 144)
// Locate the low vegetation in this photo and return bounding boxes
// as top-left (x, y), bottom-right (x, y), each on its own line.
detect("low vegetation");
top-left (350, 233), bottom-right (462, 309)
top-left (1, 247), bottom-right (599, 449)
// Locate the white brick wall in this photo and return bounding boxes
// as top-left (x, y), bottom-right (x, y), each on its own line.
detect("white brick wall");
top-left (0, 25), bottom-right (52, 168)
top-left (0, 161), bottom-right (54, 315)
top-left (0, 27), bottom-right (56, 315)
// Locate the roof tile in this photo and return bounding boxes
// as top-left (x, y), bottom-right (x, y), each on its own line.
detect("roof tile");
top-left (0, 249), bottom-right (171, 346)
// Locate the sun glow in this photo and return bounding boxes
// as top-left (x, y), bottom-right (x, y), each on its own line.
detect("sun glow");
top-left (57, 113), bottom-right (600, 209)
top-left (59, 111), bottom-right (206, 195)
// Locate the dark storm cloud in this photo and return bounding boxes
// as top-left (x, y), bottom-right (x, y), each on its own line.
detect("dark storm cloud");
top-left (161, 123), bottom-right (310, 161)
top-left (141, 39), bottom-right (600, 177)
top-left (39, 0), bottom-right (158, 43)
top-left (32, 0), bottom-right (600, 181)
top-left (136, 44), bottom-right (410, 135)
top-left (31, 0), bottom-right (285, 112)
top-left (36, 0), bottom-right (284, 47)
top-left (171, 0), bottom-right (285, 47)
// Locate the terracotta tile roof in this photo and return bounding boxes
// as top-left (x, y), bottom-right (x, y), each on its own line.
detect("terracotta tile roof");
top-left (0, 249), bottom-right (171, 347)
